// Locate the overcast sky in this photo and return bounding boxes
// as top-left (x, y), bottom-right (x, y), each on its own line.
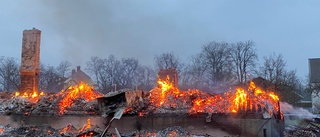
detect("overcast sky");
top-left (0, 1), bottom-right (320, 79)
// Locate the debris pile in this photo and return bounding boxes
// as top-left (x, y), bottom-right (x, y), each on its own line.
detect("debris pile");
top-left (0, 119), bottom-right (103, 137)
top-left (284, 119), bottom-right (320, 137)
top-left (138, 126), bottom-right (190, 137)
top-left (124, 79), bottom-right (281, 118)
top-left (57, 82), bottom-right (103, 114)
top-left (120, 126), bottom-right (215, 137)
top-left (0, 82), bottom-right (103, 115)
top-left (1, 125), bottom-right (60, 136)
top-left (1, 124), bottom-right (217, 137)
top-left (60, 119), bottom-right (103, 137)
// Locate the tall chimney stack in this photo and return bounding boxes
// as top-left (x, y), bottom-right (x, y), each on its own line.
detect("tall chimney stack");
top-left (77, 66), bottom-right (81, 72)
top-left (19, 28), bottom-right (41, 95)
top-left (158, 68), bottom-right (178, 89)
top-left (72, 69), bottom-right (76, 75)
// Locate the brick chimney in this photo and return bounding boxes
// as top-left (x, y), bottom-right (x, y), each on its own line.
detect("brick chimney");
top-left (72, 69), bottom-right (76, 75)
top-left (19, 28), bottom-right (41, 95)
top-left (77, 66), bottom-right (81, 72)
top-left (158, 68), bottom-right (178, 89)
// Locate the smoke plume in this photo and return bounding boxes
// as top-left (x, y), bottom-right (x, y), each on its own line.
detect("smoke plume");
top-left (280, 102), bottom-right (317, 118)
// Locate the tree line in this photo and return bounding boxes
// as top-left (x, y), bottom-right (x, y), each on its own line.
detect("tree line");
top-left (0, 40), bottom-right (304, 100)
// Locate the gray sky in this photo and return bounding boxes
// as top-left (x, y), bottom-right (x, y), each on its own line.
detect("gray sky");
top-left (0, 0), bottom-right (320, 79)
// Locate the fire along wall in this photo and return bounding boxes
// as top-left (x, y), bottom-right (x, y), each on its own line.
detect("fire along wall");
top-left (19, 28), bottom-right (41, 94)
top-left (158, 68), bottom-right (178, 89)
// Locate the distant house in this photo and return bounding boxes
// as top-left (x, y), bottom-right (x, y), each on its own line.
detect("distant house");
top-left (64, 66), bottom-right (94, 89)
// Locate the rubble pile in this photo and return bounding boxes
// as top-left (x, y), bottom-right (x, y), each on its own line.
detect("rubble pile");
top-left (0, 94), bottom-right (100, 115)
top-left (0, 124), bottom-right (60, 136)
top-left (140, 126), bottom-right (190, 136)
top-left (284, 119), bottom-right (320, 137)
top-left (59, 97), bottom-right (100, 115)
top-left (0, 96), bottom-right (37, 115)
top-left (120, 126), bottom-right (211, 137)
top-left (0, 82), bottom-right (103, 115)
top-left (123, 81), bottom-right (280, 118)
top-left (285, 128), bottom-right (317, 137)
top-left (0, 119), bottom-right (103, 137)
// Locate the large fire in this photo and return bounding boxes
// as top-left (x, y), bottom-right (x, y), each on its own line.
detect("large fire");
top-left (58, 82), bottom-right (104, 114)
top-left (13, 74), bottom-right (280, 118)
top-left (13, 81), bottom-right (103, 115)
top-left (144, 76), bottom-right (281, 116)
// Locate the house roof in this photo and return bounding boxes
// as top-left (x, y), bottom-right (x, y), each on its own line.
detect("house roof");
top-left (64, 67), bottom-right (94, 85)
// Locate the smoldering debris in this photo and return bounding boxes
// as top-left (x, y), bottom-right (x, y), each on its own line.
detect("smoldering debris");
top-left (0, 122), bottom-right (103, 137)
top-left (284, 119), bottom-right (320, 137)
top-left (121, 126), bottom-right (190, 137)
top-left (0, 95), bottom-right (100, 115)
top-left (1, 124), bottom-right (60, 136)
top-left (0, 124), bottom-right (213, 137)
top-left (0, 85), bottom-right (102, 116)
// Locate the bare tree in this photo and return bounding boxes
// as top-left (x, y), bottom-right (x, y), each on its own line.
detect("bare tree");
top-left (0, 57), bottom-right (20, 92)
top-left (154, 52), bottom-right (184, 73)
top-left (100, 55), bottom-right (121, 92)
top-left (182, 53), bottom-right (208, 91)
top-left (258, 53), bottom-right (302, 104)
top-left (86, 55), bottom-right (121, 93)
top-left (259, 53), bottom-right (300, 88)
top-left (117, 58), bottom-right (139, 89)
top-left (201, 41), bottom-right (234, 85)
top-left (135, 66), bottom-right (156, 91)
top-left (86, 55), bottom-right (158, 92)
top-left (86, 56), bottom-right (104, 90)
top-left (260, 53), bottom-right (286, 83)
top-left (39, 63), bottom-right (62, 93)
top-left (230, 40), bottom-right (258, 83)
top-left (56, 60), bottom-right (72, 78)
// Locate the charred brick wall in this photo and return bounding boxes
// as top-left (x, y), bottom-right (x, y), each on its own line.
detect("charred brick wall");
top-left (158, 68), bottom-right (178, 89)
top-left (19, 28), bottom-right (41, 94)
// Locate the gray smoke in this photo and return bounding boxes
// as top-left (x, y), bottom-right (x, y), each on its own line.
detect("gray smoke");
top-left (280, 102), bottom-right (317, 118)
top-left (34, 1), bottom-right (223, 66)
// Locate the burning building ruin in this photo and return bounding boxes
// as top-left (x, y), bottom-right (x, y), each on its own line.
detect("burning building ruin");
top-left (1, 29), bottom-right (287, 136)
top-left (158, 68), bottom-right (178, 89)
top-left (4, 28), bottom-right (319, 136)
top-left (96, 69), bottom-right (285, 137)
top-left (1, 64), bottom-right (287, 136)
top-left (19, 28), bottom-right (41, 95)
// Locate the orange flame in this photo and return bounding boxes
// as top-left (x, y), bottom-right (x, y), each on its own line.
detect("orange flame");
top-left (60, 124), bottom-right (76, 134)
top-left (78, 119), bottom-right (92, 133)
top-left (14, 91), bottom-right (45, 103)
top-left (58, 82), bottom-right (103, 114)
top-left (149, 77), bottom-right (280, 116)
top-left (157, 76), bottom-right (174, 105)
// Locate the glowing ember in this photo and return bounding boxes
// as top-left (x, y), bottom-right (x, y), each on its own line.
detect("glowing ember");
top-left (60, 124), bottom-right (77, 135)
top-left (58, 82), bottom-right (103, 114)
top-left (78, 119), bottom-right (92, 133)
top-left (147, 76), bottom-right (281, 116)
top-left (14, 91), bottom-right (45, 103)
top-left (0, 128), bottom-right (3, 134)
